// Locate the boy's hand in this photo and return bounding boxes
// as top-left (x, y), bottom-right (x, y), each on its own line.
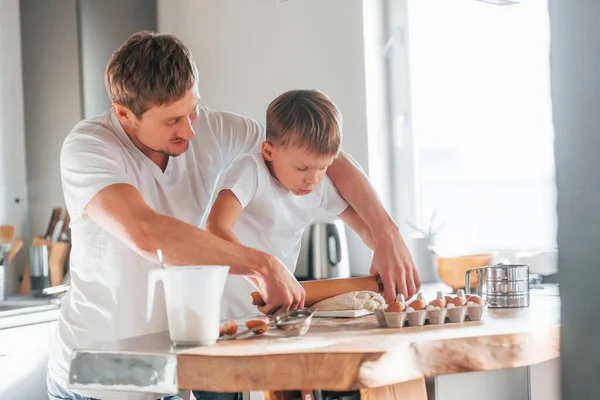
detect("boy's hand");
top-left (255, 256), bottom-right (305, 315)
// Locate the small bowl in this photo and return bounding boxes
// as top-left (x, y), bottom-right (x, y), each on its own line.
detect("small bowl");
top-left (437, 253), bottom-right (493, 290)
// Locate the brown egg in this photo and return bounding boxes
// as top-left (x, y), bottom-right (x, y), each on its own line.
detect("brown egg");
top-left (429, 299), bottom-right (446, 308)
top-left (444, 295), bottom-right (453, 304)
top-left (468, 295), bottom-right (486, 305)
top-left (409, 299), bottom-right (426, 311)
top-left (450, 296), bottom-right (467, 307)
top-left (219, 320), bottom-right (238, 336)
top-left (387, 301), bottom-right (406, 313)
top-left (246, 318), bottom-right (270, 334)
top-left (465, 295), bottom-right (472, 302)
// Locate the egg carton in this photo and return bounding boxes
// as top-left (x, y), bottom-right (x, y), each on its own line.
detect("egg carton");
top-left (375, 291), bottom-right (488, 328)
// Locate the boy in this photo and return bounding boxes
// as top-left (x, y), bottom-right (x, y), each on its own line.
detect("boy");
top-left (206, 89), bottom-right (375, 318)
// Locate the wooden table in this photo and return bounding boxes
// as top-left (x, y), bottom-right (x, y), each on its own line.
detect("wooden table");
top-left (69, 296), bottom-right (560, 399)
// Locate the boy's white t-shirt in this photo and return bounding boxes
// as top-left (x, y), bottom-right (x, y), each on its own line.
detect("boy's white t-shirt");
top-left (218, 154), bottom-right (348, 320)
top-left (48, 106), bottom-right (263, 400)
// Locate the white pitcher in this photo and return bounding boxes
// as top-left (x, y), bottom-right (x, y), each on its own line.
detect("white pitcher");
top-left (148, 265), bottom-right (229, 346)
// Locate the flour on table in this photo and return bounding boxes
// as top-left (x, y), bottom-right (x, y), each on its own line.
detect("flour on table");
top-left (310, 291), bottom-right (385, 311)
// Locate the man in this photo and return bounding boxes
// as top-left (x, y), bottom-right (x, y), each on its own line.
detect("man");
top-left (47, 31), bottom-right (421, 400)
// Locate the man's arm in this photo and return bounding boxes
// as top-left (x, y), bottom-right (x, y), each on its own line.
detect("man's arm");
top-left (338, 205), bottom-right (375, 251)
top-left (86, 183), bottom-right (304, 314)
top-left (327, 152), bottom-right (421, 302)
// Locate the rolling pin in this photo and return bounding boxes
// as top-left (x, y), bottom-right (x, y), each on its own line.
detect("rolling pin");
top-left (250, 275), bottom-right (384, 307)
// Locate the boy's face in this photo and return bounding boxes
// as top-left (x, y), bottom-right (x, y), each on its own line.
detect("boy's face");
top-left (262, 141), bottom-right (336, 195)
top-left (114, 89), bottom-right (200, 157)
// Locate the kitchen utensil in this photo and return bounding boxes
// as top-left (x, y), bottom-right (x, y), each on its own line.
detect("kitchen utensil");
top-left (295, 219), bottom-right (350, 280)
top-left (29, 245), bottom-right (50, 293)
top-left (465, 264), bottom-right (530, 308)
top-left (147, 265), bottom-right (230, 346)
top-left (48, 242), bottom-right (69, 286)
top-left (220, 308), bottom-right (315, 341)
top-left (437, 253), bottom-right (494, 290)
top-left (59, 212), bottom-right (71, 239)
top-left (250, 275), bottom-right (384, 308)
top-left (42, 283), bottom-right (70, 296)
top-left (157, 249), bottom-right (165, 268)
top-left (0, 265), bottom-right (6, 300)
top-left (44, 208), bottom-right (63, 240)
top-left (0, 242), bottom-right (11, 265)
top-left (7, 240), bottom-right (23, 264)
top-left (0, 225), bottom-right (15, 243)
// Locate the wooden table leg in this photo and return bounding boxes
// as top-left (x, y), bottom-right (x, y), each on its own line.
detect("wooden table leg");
top-left (359, 378), bottom-right (427, 400)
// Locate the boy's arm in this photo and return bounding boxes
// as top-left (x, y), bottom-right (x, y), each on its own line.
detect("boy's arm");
top-left (205, 190), bottom-right (243, 245)
top-left (338, 205), bottom-right (375, 251)
top-left (206, 190), bottom-right (295, 311)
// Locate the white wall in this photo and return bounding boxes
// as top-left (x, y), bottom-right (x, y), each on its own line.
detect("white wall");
top-left (0, 0), bottom-right (29, 293)
top-left (20, 0), bottom-right (82, 238)
top-left (158, 0), bottom-right (387, 275)
top-left (79, 0), bottom-right (158, 118)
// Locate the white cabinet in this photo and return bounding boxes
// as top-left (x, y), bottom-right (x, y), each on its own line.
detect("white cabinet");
top-left (434, 361), bottom-right (561, 400)
top-left (0, 322), bottom-right (54, 400)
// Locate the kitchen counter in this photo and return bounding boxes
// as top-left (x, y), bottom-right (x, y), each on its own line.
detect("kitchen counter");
top-left (0, 296), bottom-right (61, 330)
top-left (68, 289), bottom-right (560, 398)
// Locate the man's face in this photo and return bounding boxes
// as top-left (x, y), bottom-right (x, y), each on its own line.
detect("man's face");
top-left (124, 89), bottom-right (200, 157)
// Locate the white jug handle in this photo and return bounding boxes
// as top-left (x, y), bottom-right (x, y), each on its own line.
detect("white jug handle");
top-left (147, 268), bottom-right (164, 322)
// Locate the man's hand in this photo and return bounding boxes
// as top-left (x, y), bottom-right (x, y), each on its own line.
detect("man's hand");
top-left (254, 255), bottom-right (306, 315)
top-left (370, 225), bottom-right (421, 303)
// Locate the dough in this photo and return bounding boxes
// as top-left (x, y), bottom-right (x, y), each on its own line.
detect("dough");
top-left (310, 291), bottom-right (386, 312)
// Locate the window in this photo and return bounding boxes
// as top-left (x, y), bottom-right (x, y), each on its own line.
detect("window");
top-left (402, 0), bottom-right (556, 253)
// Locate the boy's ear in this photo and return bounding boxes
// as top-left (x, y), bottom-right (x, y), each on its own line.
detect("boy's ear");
top-left (262, 141), bottom-right (276, 161)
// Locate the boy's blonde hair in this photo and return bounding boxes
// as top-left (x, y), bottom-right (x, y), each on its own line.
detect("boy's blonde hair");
top-left (105, 31), bottom-right (199, 118)
top-left (266, 89), bottom-right (342, 155)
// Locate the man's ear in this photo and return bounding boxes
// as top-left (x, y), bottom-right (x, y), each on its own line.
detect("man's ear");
top-left (113, 103), bottom-right (138, 130)
top-left (262, 141), bottom-right (276, 161)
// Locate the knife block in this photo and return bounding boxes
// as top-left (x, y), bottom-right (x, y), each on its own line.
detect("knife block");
top-left (20, 236), bottom-right (70, 294)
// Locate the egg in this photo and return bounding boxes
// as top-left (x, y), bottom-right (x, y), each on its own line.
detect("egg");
top-left (429, 299), bottom-right (446, 308)
top-left (409, 299), bottom-right (426, 311)
top-left (444, 295), bottom-right (453, 304)
top-left (219, 319), bottom-right (238, 336)
top-left (246, 318), bottom-right (270, 334)
top-left (387, 301), bottom-right (406, 313)
top-left (467, 295), bottom-right (486, 305)
top-left (465, 295), bottom-right (472, 302)
top-left (450, 296), bottom-right (467, 307)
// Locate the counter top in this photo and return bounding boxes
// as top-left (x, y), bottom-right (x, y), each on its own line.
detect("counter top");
top-left (0, 296), bottom-right (61, 330)
top-left (69, 293), bottom-right (560, 394)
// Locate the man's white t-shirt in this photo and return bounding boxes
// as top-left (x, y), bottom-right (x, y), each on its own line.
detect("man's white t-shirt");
top-left (48, 106), bottom-right (263, 400)
top-left (218, 154), bottom-right (348, 320)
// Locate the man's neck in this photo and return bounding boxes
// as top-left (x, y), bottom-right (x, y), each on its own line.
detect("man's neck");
top-left (121, 122), bottom-right (169, 172)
